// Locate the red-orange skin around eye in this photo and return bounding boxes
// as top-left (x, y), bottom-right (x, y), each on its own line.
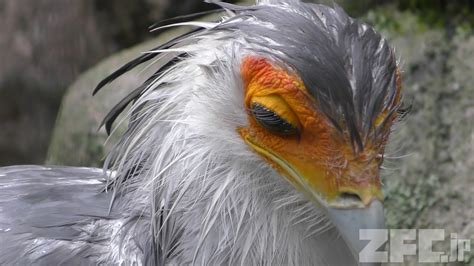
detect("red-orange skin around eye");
top-left (238, 56), bottom-right (393, 204)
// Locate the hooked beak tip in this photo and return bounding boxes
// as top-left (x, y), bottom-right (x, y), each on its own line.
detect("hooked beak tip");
top-left (327, 200), bottom-right (385, 265)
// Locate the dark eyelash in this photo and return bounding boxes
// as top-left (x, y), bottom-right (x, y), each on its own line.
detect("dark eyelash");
top-left (396, 102), bottom-right (412, 122)
top-left (251, 103), bottom-right (300, 136)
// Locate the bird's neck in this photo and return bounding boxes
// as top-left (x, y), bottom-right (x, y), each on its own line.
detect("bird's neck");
top-left (115, 133), bottom-right (340, 264)
top-left (106, 48), bottom-right (353, 264)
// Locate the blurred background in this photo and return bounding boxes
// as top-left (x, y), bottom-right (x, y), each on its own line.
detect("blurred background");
top-left (0, 0), bottom-right (473, 264)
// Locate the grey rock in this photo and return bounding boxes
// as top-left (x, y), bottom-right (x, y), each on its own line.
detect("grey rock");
top-left (46, 27), bottom-right (203, 167)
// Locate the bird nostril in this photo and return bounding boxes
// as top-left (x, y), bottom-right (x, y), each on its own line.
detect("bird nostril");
top-left (339, 192), bottom-right (362, 203)
top-left (330, 191), bottom-right (367, 208)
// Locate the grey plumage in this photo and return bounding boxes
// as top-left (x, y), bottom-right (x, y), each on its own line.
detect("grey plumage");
top-left (0, 0), bottom-right (401, 265)
top-left (0, 166), bottom-right (112, 264)
top-left (0, 166), bottom-right (162, 265)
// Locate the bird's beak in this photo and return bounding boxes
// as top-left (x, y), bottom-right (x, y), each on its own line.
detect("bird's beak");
top-left (327, 199), bottom-right (385, 265)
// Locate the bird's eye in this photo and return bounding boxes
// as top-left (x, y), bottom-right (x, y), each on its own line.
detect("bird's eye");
top-left (251, 102), bottom-right (300, 136)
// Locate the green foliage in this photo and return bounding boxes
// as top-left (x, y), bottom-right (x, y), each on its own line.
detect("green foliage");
top-left (396, 0), bottom-right (474, 27)
top-left (384, 174), bottom-right (441, 228)
top-left (338, 0), bottom-right (474, 34)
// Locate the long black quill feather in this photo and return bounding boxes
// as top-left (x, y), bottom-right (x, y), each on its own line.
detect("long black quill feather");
top-left (93, 28), bottom-right (201, 96)
top-left (101, 54), bottom-right (188, 134)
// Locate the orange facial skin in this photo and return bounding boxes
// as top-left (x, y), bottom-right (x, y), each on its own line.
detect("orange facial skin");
top-left (238, 56), bottom-right (400, 208)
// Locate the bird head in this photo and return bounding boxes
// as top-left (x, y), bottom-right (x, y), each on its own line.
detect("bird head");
top-left (238, 54), bottom-right (400, 260)
top-left (97, 0), bottom-right (403, 263)
top-left (239, 55), bottom-right (395, 208)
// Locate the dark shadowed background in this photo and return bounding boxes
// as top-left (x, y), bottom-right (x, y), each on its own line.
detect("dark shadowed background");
top-left (0, 1), bottom-right (472, 264)
top-left (0, 0), bottom-right (221, 165)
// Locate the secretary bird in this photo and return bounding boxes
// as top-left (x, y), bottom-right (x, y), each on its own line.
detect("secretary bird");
top-left (0, 0), bottom-right (405, 265)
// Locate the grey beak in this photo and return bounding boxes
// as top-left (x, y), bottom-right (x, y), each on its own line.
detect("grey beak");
top-left (327, 200), bottom-right (385, 266)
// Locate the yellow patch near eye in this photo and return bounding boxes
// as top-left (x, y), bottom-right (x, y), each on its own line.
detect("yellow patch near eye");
top-left (251, 94), bottom-right (301, 130)
top-left (374, 110), bottom-right (388, 127)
